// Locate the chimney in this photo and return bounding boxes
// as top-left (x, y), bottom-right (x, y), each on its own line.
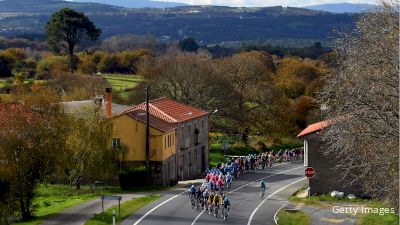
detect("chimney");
top-left (105, 87), bottom-right (112, 119)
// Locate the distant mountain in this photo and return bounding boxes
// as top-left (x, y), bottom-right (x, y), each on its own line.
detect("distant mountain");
top-left (304, 3), bottom-right (376, 13)
top-left (69, 0), bottom-right (189, 8)
top-left (0, 0), bottom-right (122, 14)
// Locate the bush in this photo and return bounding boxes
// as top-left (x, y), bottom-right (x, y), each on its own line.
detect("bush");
top-left (270, 138), bottom-right (302, 152)
top-left (36, 55), bottom-right (69, 78)
top-left (119, 167), bottom-right (148, 190)
top-left (0, 54), bottom-right (12, 77)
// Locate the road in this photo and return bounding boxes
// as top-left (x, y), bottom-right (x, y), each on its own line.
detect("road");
top-left (121, 161), bottom-right (306, 225)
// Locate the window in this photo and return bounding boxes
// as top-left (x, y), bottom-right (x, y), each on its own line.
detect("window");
top-left (194, 128), bottom-right (200, 145)
top-left (165, 136), bottom-right (167, 149)
top-left (112, 138), bottom-right (121, 150)
top-left (172, 133), bottom-right (175, 145)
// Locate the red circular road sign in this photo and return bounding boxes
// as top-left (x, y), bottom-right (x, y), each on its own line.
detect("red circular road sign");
top-left (305, 167), bottom-right (315, 178)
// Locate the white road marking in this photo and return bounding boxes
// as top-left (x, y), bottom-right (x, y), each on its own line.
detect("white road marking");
top-left (247, 177), bottom-right (307, 225)
top-left (190, 209), bottom-right (206, 225)
top-left (273, 201), bottom-right (288, 224)
top-left (133, 193), bottom-right (183, 225)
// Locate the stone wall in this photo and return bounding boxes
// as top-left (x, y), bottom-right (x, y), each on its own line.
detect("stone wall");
top-left (176, 116), bottom-right (209, 180)
top-left (306, 132), bottom-right (364, 196)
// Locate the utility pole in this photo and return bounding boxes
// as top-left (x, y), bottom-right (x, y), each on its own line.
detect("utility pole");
top-left (145, 85), bottom-right (151, 183)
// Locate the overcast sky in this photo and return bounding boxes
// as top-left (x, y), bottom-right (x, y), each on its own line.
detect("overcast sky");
top-left (158, 0), bottom-right (377, 7)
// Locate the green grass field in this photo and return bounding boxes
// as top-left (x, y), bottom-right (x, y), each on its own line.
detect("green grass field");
top-left (103, 74), bottom-right (143, 90)
top-left (84, 195), bottom-right (161, 225)
top-left (102, 74), bottom-right (144, 101)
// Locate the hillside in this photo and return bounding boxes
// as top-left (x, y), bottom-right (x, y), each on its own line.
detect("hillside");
top-left (0, 2), bottom-right (356, 45)
top-left (304, 3), bottom-right (376, 13)
top-left (71, 0), bottom-right (189, 8)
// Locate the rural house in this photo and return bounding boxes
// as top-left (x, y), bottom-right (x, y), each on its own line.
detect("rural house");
top-left (110, 95), bottom-right (210, 185)
top-left (297, 120), bottom-right (363, 196)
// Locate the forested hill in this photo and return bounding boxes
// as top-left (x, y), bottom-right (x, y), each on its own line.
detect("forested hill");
top-left (0, 1), bottom-right (356, 45)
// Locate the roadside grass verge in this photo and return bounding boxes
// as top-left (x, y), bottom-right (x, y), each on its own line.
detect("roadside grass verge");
top-left (13, 184), bottom-right (171, 225)
top-left (14, 184), bottom-right (103, 225)
top-left (289, 193), bottom-right (372, 207)
top-left (277, 210), bottom-right (310, 225)
top-left (358, 202), bottom-right (399, 225)
top-left (288, 189), bottom-right (399, 225)
top-left (84, 195), bottom-right (162, 225)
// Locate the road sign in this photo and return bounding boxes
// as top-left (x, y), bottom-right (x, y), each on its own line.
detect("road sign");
top-left (101, 195), bottom-right (122, 201)
top-left (305, 167), bottom-right (315, 178)
top-left (222, 142), bottom-right (229, 154)
top-left (101, 195), bottom-right (122, 222)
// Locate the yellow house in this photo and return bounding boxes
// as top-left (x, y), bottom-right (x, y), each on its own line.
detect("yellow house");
top-left (111, 112), bottom-right (176, 162)
top-left (110, 97), bottom-right (210, 185)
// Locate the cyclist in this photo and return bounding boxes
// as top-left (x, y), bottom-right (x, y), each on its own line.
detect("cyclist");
top-left (225, 172), bottom-right (232, 190)
top-left (207, 191), bottom-right (215, 214)
top-left (189, 185), bottom-right (196, 198)
top-left (195, 186), bottom-right (202, 210)
top-left (212, 193), bottom-right (223, 217)
top-left (222, 196), bottom-right (231, 220)
top-left (203, 189), bottom-right (210, 210)
top-left (260, 180), bottom-right (266, 197)
top-left (189, 185), bottom-right (196, 208)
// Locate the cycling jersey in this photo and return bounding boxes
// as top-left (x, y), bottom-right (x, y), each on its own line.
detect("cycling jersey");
top-left (208, 194), bottom-right (215, 204)
top-left (260, 181), bottom-right (266, 189)
top-left (223, 198), bottom-right (230, 208)
top-left (213, 195), bottom-right (223, 206)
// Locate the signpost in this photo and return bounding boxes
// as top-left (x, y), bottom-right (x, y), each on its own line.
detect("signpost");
top-left (304, 167), bottom-right (315, 199)
top-left (222, 142), bottom-right (229, 155)
top-left (101, 195), bottom-right (122, 222)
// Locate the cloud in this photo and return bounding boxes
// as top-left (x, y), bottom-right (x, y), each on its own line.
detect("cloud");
top-left (160, 0), bottom-right (377, 7)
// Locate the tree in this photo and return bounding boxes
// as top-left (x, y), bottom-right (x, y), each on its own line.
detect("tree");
top-left (319, 1), bottom-right (399, 208)
top-left (130, 50), bottom-right (217, 109)
top-left (0, 54), bottom-right (12, 77)
top-left (212, 51), bottom-right (275, 143)
top-left (0, 90), bottom-right (67, 220)
top-left (178, 37), bottom-right (199, 52)
top-left (45, 8), bottom-right (101, 74)
top-left (60, 106), bottom-right (118, 190)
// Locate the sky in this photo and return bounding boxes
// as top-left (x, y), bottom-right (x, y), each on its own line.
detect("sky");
top-left (156, 0), bottom-right (377, 7)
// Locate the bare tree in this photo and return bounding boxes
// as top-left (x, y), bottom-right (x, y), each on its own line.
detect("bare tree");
top-left (319, 1), bottom-right (399, 208)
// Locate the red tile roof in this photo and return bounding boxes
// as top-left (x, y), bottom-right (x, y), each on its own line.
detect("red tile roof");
top-left (150, 97), bottom-right (209, 122)
top-left (126, 109), bottom-right (176, 132)
top-left (297, 119), bottom-right (332, 138)
top-left (115, 97), bottom-right (209, 132)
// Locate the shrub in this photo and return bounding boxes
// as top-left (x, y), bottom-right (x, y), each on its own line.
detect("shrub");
top-left (119, 167), bottom-right (148, 190)
top-left (36, 55), bottom-right (69, 78)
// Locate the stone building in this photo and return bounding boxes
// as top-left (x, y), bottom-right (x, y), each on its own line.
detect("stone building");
top-left (111, 96), bottom-right (210, 185)
top-left (297, 120), bottom-right (364, 196)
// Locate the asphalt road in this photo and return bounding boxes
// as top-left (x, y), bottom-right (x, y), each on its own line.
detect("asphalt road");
top-left (121, 162), bottom-right (306, 225)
